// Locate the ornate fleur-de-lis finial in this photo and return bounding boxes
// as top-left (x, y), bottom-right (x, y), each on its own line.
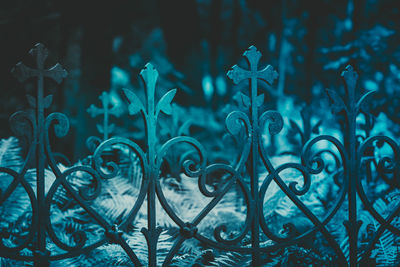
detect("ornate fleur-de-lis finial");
top-left (325, 65), bottom-right (359, 116)
top-left (326, 65), bottom-right (376, 118)
top-left (122, 63), bottom-right (177, 266)
top-left (123, 63), bottom-right (177, 124)
top-left (341, 65), bottom-right (358, 96)
top-left (87, 91), bottom-right (123, 140)
top-left (227, 46), bottom-right (278, 109)
top-left (325, 65), bottom-right (378, 267)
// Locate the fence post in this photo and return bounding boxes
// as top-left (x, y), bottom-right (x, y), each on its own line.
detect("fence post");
top-left (341, 66), bottom-right (362, 267)
top-left (228, 46), bottom-right (278, 265)
top-left (2, 43), bottom-right (398, 266)
top-left (11, 43), bottom-right (67, 266)
top-left (123, 63), bottom-right (177, 266)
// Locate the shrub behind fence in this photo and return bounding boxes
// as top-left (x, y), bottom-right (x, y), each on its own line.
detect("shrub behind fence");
top-left (0, 43), bottom-right (399, 266)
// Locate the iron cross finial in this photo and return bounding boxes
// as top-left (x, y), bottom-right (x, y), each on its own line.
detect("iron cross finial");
top-left (87, 91), bottom-right (123, 118)
top-left (227, 46), bottom-right (278, 109)
top-left (227, 46), bottom-right (278, 110)
top-left (12, 43), bottom-right (68, 84)
top-left (87, 91), bottom-right (123, 139)
top-left (227, 46), bottom-right (278, 86)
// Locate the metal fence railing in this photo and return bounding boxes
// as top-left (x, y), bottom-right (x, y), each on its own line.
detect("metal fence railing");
top-left (0, 43), bottom-right (399, 266)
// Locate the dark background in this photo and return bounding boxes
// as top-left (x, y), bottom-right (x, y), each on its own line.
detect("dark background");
top-left (1, 0), bottom-right (400, 160)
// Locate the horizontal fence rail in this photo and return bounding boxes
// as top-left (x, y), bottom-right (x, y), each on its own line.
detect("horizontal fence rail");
top-left (0, 43), bottom-right (399, 266)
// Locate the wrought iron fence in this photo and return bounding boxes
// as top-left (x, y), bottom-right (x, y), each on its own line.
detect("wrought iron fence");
top-left (0, 43), bottom-right (399, 266)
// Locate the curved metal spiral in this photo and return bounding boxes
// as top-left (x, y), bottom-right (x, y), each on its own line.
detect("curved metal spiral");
top-left (1, 44), bottom-right (400, 267)
top-left (357, 136), bottom-right (400, 234)
top-left (0, 44), bottom-right (143, 265)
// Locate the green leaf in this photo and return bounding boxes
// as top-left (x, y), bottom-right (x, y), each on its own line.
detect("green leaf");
top-left (156, 89), bottom-right (177, 116)
top-left (123, 88), bottom-right (144, 115)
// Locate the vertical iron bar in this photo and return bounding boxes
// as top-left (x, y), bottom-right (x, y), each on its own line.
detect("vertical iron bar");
top-left (348, 81), bottom-right (357, 267)
top-left (103, 95), bottom-right (109, 140)
top-left (227, 47), bottom-right (278, 266)
top-left (250, 72), bottom-right (260, 266)
top-left (147, 77), bottom-right (157, 267)
top-left (35, 51), bottom-right (48, 267)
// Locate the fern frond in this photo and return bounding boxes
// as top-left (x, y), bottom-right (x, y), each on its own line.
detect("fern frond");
top-left (209, 251), bottom-right (251, 267)
top-left (369, 194), bottom-right (400, 266)
top-left (0, 137), bottom-right (23, 171)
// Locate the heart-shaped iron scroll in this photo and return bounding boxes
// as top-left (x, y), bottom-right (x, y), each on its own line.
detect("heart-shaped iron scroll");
top-left (0, 44), bottom-right (142, 265)
top-left (1, 44), bottom-right (399, 267)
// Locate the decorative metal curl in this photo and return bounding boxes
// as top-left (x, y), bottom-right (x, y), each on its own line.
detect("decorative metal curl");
top-left (1, 44), bottom-right (399, 267)
top-left (0, 44), bottom-right (142, 266)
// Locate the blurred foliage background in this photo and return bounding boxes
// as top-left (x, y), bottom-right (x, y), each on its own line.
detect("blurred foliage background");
top-left (0, 0), bottom-right (400, 159)
top-left (1, 1), bottom-right (400, 266)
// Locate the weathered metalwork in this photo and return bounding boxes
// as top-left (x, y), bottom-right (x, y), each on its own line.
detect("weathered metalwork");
top-left (0, 43), bottom-right (399, 266)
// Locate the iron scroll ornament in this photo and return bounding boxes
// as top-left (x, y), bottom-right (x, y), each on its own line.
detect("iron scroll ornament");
top-left (92, 48), bottom-right (284, 266)
top-left (0, 44), bottom-right (141, 265)
top-left (94, 46), bottom-right (346, 266)
top-left (0, 44), bottom-right (399, 266)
